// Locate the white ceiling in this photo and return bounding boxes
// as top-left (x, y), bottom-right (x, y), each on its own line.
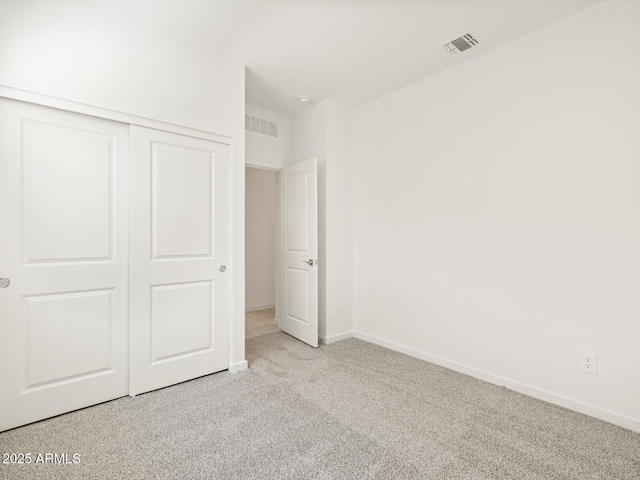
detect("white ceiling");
top-left (96, 0), bottom-right (598, 116)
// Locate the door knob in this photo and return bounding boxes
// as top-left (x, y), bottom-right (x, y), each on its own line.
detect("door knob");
top-left (219, 265), bottom-right (226, 273)
top-left (302, 259), bottom-right (316, 267)
top-left (0, 278), bottom-right (10, 288)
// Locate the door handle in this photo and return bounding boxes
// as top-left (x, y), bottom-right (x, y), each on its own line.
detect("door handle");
top-left (302, 259), bottom-right (317, 267)
top-left (0, 278), bottom-right (10, 288)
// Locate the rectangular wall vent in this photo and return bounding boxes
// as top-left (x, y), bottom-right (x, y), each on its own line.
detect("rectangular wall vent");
top-left (444, 33), bottom-right (479, 55)
top-left (245, 113), bottom-right (278, 139)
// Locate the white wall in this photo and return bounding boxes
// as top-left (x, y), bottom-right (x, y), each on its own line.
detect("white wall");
top-left (353, 0), bottom-right (640, 432)
top-left (290, 99), bottom-right (354, 342)
top-left (325, 101), bottom-right (354, 339)
top-left (245, 167), bottom-right (277, 311)
top-left (245, 104), bottom-right (290, 169)
top-left (0, 1), bottom-right (241, 135)
top-left (0, 0), bottom-right (248, 369)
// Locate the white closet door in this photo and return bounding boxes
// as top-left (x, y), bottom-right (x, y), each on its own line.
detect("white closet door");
top-left (129, 126), bottom-right (229, 396)
top-left (0, 99), bottom-right (129, 432)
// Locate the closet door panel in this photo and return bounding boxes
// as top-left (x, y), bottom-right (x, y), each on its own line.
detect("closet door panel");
top-left (129, 126), bottom-right (229, 396)
top-left (0, 99), bottom-right (129, 432)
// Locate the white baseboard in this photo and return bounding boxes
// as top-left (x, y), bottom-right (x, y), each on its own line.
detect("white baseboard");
top-left (319, 331), bottom-right (353, 345)
top-left (245, 304), bottom-right (275, 313)
top-left (353, 331), bottom-right (640, 433)
top-left (229, 360), bottom-right (248, 373)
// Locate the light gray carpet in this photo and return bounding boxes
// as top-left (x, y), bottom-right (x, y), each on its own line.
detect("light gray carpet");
top-left (1, 333), bottom-right (638, 480)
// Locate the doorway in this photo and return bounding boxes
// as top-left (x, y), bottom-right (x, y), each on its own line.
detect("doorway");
top-left (244, 158), bottom-right (319, 347)
top-left (245, 166), bottom-right (279, 339)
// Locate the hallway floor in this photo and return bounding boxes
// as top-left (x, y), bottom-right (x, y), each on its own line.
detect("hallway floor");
top-left (245, 307), bottom-right (279, 339)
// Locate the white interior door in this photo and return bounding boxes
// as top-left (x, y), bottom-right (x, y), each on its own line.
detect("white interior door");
top-left (129, 126), bottom-right (229, 396)
top-left (279, 158), bottom-right (318, 347)
top-left (0, 98), bottom-right (129, 432)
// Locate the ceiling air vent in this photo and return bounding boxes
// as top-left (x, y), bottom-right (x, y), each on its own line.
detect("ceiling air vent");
top-left (245, 113), bottom-right (278, 139)
top-left (444, 33), bottom-right (479, 55)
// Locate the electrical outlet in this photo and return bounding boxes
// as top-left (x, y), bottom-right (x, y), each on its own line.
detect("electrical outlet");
top-left (580, 350), bottom-right (597, 375)
top-left (335, 304), bottom-right (342, 317)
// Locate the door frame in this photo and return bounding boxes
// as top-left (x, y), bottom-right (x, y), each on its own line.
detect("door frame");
top-left (0, 86), bottom-right (245, 377)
